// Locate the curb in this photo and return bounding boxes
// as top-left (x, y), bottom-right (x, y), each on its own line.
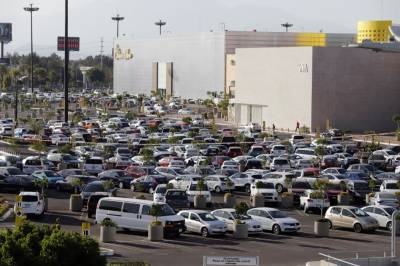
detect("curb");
top-left (99, 247), bottom-right (114, 256)
top-left (0, 208), bottom-right (13, 222)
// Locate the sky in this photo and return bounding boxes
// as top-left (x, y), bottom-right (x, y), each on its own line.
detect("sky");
top-left (1, 0), bottom-right (399, 59)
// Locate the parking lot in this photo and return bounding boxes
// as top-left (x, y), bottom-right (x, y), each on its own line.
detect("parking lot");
top-left (0, 188), bottom-right (397, 266)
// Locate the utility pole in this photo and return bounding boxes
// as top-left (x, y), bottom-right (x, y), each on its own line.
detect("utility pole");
top-left (100, 37), bottom-right (104, 70)
top-left (23, 4), bottom-right (39, 93)
top-left (155, 19), bottom-right (166, 36)
top-left (64, 0), bottom-right (69, 123)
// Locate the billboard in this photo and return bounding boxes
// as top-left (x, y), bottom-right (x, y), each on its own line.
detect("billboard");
top-left (0, 23), bottom-right (12, 43)
top-left (57, 37), bottom-right (80, 51)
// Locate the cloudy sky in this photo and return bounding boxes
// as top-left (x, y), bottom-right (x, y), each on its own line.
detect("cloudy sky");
top-left (2, 0), bottom-right (399, 58)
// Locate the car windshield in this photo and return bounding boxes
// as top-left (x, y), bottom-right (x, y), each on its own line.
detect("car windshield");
top-left (85, 184), bottom-right (105, 192)
top-left (351, 208), bottom-right (368, 217)
top-left (274, 159), bottom-right (288, 165)
top-left (337, 168), bottom-right (347, 174)
top-left (189, 184), bottom-right (209, 191)
top-left (159, 204), bottom-right (176, 216)
top-left (256, 182), bottom-right (274, 189)
top-left (198, 212), bottom-right (218, 221)
top-left (379, 193), bottom-right (396, 199)
top-left (8, 168), bottom-right (23, 175)
top-left (156, 187), bottom-right (167, 194)
top-left (269, 211), bottom-right (288, 218)
top-left (232, 212), bottom-right (251, 220)
top-left (167, 191), bottom-right (187, 198)
top-left (353, 182), bottom-right (368, 190)
top-left (21, 195), bottom-right (39, 202)
top-left (386, 150), bottom-right (397, 155)
top-left (384, 208), bottom-right (395, 215)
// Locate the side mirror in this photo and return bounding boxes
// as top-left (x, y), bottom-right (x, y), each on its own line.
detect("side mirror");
top-left (228, 217), bottom-right (234, 220)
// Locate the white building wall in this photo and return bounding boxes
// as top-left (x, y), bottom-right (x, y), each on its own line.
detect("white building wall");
top-left (113, 32), bottom-right (225, 99)
top-left (235, 47), bottom-right (313, 130)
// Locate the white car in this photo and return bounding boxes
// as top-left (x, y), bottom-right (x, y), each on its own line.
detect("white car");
top-left (270, 145), bottom-right (286, 157)
top-left (368, 192), bottom-right (399, 207)
top-left (211, 208), bottom-right (262, 234)
top-left (299, 189), bottom-right (330, 213)
top-left (295, 148), bottom-right (318, 161)
top-left (229, 172), bottom-right (255, 193)
top-left (262, 172), bottom-right (295, 193)
top-left (178, 210), bottom-right (227, 237)
top-left (221, 160), bottom-right (240, 171)
top-left (270, 157), bottom-right (291, 172)
top-left (186, 182), bottom-right (212, 205)
top-left (247, 207), bottom-right (301, 234)
top-left (178, 108), bottom-right (193, 115)
top-left (250, 181), bottom-right (280, 203)
top-left (289, 134), bottom-right (305, 146)
top-left (153, 184), bottom-right (167, 203)
top-left (379, 179), bottom-right (400, 194)
top-left (362, 205), bottom-right (395, 231)
top-left (14, 191), bottom-right (45, 216)
top-left (168, 175), bottom-right (202, 190)
top-left (204, 175), bottom-right (234, 193)
top-left (184, 148), bottom-right (199, 160)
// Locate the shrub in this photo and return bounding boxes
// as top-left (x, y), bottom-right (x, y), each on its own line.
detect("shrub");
top-left (100, 219), bottom-right (117, 227)
top-left (235, 202), bottom-right (249, 215)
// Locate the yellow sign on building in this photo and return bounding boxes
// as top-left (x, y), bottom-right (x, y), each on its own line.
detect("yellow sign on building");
top-left (296, 33), bottom-right (326, 47)
top-left (357, 20), bottom-right (392, 43)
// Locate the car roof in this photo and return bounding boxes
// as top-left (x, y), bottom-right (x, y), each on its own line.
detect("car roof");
top-left (19, 191), bottom-right (39, 196)
top-left (213, 208), bottom-right (235, 212)
top-left (250, 207), bottom-right (278, 212)
top-left (180, 209), bottom-right (210, 214)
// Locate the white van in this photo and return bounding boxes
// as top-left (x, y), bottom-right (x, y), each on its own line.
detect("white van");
top-left (95, 197), bottom-right (185, 236)
top-left (84, 157), bottom-right (104, 175)
top-left (22, 156), bottom-right (44, 174)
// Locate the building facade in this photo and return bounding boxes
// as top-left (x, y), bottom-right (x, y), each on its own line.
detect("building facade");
top-left (113, 31), bottom-right (355, 99)
top-left (234, 46), bottom-right (400, 132)
top-left (357, 20), bottom-right (393, 43)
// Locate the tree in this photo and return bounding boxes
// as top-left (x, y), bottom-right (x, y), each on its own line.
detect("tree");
top-left (0, 221), bottom-right (106, 266)
top-left (141, 148), bottom-right (154, 165)
top-left (87, 68), bottom-right (105, 85)
top-left (392, 114), bottom-right (400, 130)
top-left (28, 119), bottom-right (44, 135)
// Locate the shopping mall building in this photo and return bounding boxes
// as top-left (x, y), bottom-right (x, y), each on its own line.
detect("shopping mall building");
top-left (113, 31), bottom-right (355, 99)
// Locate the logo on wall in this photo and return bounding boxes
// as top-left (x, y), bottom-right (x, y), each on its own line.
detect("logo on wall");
top-left (114, 45), bottom-right (133, 60)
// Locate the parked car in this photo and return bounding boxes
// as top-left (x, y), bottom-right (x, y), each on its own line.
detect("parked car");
top-left (325, 206), bottom-right (379, 233)
top-left (80, 180), bottom-right (116, 205)
top-left (87, 192), bottom-right (109, 218)
top-left (55, 175), bottom-right (97, 193)
top-left (14, 191), bottom-right (44, 216)
top-left (168, 175), bottom-right (202, 190)
top-left (31, 170), bottom-right (64, 188)
top-left (247, 207), bottom-right (301, 234)
top-left (130, 175), bottom-right (168, 193)
top-left (83, 157), bottom-right (104, 175)
top-left (368, 192), bottom-right (399, 207)
top-left (153, 184), bottom-right (167, 203)
top-left (361, 205), bottom-right (396, 231)
top-left (177, 210), bottom-right (227, 237)
top-left (98, 170), bottom-right (134, 189)
top-left (250, 181), bottom-right (280, 203)
top-left (299, 189), bottom-right (330, 213)
top-left (379, 179), bottom-right (400, 194)
top-left (270, 157), bottom-right (291, 172)
top-left (164, 189), bottom-right (190, 211)
top-left (211, 208), bottom-right (262, 234)
top-left (95, 197), bottom-right (185, 236)
top-left (185, 182), bottom-right (212, 206)
top-left (204, 175), bottom-right (234, 193)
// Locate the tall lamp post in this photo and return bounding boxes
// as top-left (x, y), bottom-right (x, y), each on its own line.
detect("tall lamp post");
top-left (23, 4), bottom-right (39, 93)
top-left (64, 0), bottom-right (69, 122)
top-left (155, 19), bottom-right (166, 36)
top-left (111, 14), bottom-right (124, 38)
top-left (281, 22), bottom-right (293, 32)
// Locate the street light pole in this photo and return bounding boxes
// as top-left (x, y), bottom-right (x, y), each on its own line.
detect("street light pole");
top-left (111, 14), bottom-right (124, 38)
top-left (281, 22), bottom-right (293, 33)
top-left (391, 210), bottom-right (399, 257)
top-left (64, 0), bottom-right (69, 123)
top-left (155, 19), bottom-right (166, 36)
top-left (23, 4), bottom-right (39, 93)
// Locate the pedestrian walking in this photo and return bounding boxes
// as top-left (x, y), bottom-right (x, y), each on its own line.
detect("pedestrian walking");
top-left (296, 121), bottom-right (300, 132)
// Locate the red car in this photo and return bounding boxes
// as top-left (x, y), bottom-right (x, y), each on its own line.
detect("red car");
top-left (125, 165), bottom-right (146, 178)
top-left (226, 147), bottom-right (243, 158)
top-left (158, 156), bottom-right (181, 167)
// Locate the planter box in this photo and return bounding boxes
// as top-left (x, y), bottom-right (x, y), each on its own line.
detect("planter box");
top-left (44, 197), bottom-right (48, 212)
top-left (100, 226), bottom-right (116, 243)
top-left (337, 194), bottom-right (350, 205)
top-left (194, 195), bottom-right (207, 209)
top-left (148, 224), bottom-right (163, 241)
top-left (233, 223), bottom-right (248, 239)
top-left (251, 194), bottom-right (264, 208)
top-left (224, 194), bottom-right (235, 208)
top-left (69, 195), bottom-right (83, 212)
top-left (280, 194), bottom-right (293, 209)
top-left (314, 221), bottom-right (330, 237)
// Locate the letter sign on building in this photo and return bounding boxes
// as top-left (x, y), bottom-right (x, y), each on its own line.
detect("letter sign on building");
top-left (299, 64), bottom-right (309, 73)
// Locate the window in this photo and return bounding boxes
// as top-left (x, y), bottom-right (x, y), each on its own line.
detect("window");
top-left (342, 209), bottom-right (354, 218)
top-left (374, 208), bottom-right (386, 216)
top-left (222, 211), bottom-right (232, 219)
top-left (330, 207), bottom-right (341, 215)
top-left (180, 212), bottom-right (189, 219)
top-left (99, 200), bottom-right (122, 212)
top-left (190, 213), bottom-right (200, 221)
top-left (141, 205), bottom-right (150, 215)
top-left (363, 207), bottom-right (374, 213)
top-left (123, 203), bottom-right (140, 214)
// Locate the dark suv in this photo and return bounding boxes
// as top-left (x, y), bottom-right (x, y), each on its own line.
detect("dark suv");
top-left (165, 189), bottom-right (189, 211)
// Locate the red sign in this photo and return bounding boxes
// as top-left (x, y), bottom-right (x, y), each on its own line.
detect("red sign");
top-left (57, 37), bottom-right (80, 51)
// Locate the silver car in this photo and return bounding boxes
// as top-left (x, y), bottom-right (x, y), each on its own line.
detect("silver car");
top-left (178, 210), bottom-right (227, 237)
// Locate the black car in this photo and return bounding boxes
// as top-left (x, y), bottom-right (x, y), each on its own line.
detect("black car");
top-left (55, 175), bottom-right (97, 193)
top-left (0, 174), bottom-right (36, 192)
top-left (87, 192), bottom-right (109, 218)
top-left (98, 170), bottom-right (134, 189)
top-left (80, 181), bottom-right (116, 205)
top-left (130, 175), bottom-right (168, 192)
top-left (244, 159), bottom-right (263, 171)
top-left (165, 189), bottom-right (189, 211)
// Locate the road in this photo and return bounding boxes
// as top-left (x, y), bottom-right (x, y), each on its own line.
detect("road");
top-left (0, 189), bottom-right (398, 266)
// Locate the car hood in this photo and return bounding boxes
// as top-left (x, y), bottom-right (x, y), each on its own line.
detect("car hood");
top-left (274, 217), bottom-right (299, 224)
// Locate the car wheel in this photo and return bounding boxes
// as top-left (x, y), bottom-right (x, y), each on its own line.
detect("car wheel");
top-left (215, 186), bottom-right (221, 193)
top-left (272, 224), bottom-right (281, 235)
top-left (354, 223), bottom-right (363, 233)
top-left (119, 182), bottom-right (124, 189)
top-left (276, 184), bottom-right (284, 193)
top-left (387, 221), bottom-right (392, 232)
top-left (130, 184), bottom-right (135, 192)
top-left (245, 184), bottom-right (251, 193)
top-left (56, 185), bottom-right (61, 192)
top-left (327, 220), bottom-right (333, 229)
top-left (201, 227), bottom-right (209, 237)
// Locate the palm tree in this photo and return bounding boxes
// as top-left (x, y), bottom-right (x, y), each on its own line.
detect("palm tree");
top-left (393, 114), bottom-right (400, 129)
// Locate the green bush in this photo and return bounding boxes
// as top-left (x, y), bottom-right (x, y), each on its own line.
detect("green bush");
top-left (0, 221), bottom-right (106, 266)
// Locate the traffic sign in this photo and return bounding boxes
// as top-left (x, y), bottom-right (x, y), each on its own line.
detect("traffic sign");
top-left (57, 36), bottom-right (80, 51)
top-left (203, 257), bottom-right (259, 266)
top-left (82, 222), bottom-right (91, 236)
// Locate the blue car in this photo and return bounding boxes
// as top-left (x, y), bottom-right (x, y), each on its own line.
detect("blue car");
top-left (31, 170), bottom-right (64, 188)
